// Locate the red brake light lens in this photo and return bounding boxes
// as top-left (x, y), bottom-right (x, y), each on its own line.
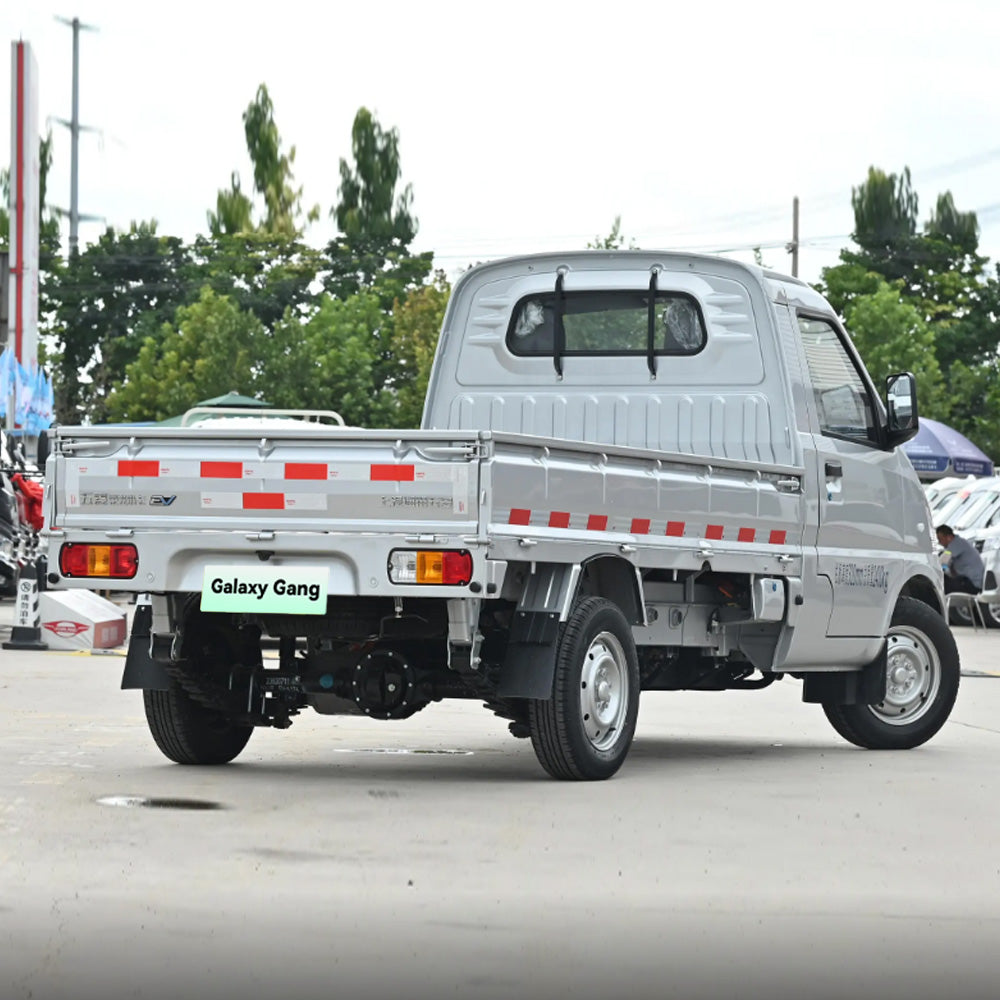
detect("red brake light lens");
top-left (59, 543), bottom-right (138, 579)
top-left (437, 550), bottom-right (473, 585)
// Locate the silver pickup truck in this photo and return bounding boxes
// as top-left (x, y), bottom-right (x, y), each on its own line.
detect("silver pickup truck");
top-left (42, 251), bottom-right (956, 780)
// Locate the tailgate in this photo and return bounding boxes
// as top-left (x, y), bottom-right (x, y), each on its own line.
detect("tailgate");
top-left (49, 428), bottom-right (483, 534)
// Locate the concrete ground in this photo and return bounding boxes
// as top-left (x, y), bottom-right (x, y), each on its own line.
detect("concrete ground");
top-left (2, 597), bottom-right (999, 1000)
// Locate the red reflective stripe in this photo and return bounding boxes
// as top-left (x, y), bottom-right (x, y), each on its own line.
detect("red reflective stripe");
top-left (738, 527), bottom-right (756, 543)
top-left (706, 525), bottom-right (724, 540)
top-left (665, 521), bottom-right (685, 537)
top-left (770, 529), bottom-right (787, 545)
top-left (587, 515), bottom-right (608, 531)
top-left (371, 465), bottom-right (415, 482)
top-left (549, 512), bottom-right (571, 528)
top-left (201, 461), bottom-right (243, 479)
top-left (509, 508), bottom-right (531, 525)
top-left (285, 463), bottom-right (327, 480)
top-left (243, 493), bottom-right (284, 510)
top-left (631, 518), bottom-right (651, 535)
top-left (118, 460), bottom-right (159, 477)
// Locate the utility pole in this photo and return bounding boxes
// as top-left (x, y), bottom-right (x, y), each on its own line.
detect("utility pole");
top-left (53, 15), bottom-right (100, 256)
top-left (786, 196), bottom-right (800, 278)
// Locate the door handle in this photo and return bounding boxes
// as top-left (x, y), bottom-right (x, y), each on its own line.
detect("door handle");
top-left (776, 478), bottom-right (801, 493)
top-left (825, 461), bottom-right (843, 478)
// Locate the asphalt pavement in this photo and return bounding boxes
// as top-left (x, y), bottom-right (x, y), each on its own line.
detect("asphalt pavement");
top-left (2, 597), bottom-right (1000, 1000)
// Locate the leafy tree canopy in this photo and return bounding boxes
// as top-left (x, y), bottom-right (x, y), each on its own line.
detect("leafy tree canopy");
top-left (325, 107), bottom-right (430, 306)
top-left (841, 277), bottom-right (944, 414)
top-left (820, 164), bottom-right (1000, 463)
top-left (391, 271), bottom-right (451, 427)
top-left (48, 221), bottom-right (193, 423)
top-left (208, 84), bottom-right (318, 238)
top-left (587, 216), bottom-right (637, 250)
top-left (106, 286), bottom-right (265, 422)
top-left (334, 107), bottom-right (416, 245)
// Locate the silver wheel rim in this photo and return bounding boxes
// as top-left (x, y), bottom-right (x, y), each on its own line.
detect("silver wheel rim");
top-left (869, 624), bottom-right (941, 726)
top-left (953, 603), bottom-right (974, 624)
top-left (580, 631), bottom-right (629, 751)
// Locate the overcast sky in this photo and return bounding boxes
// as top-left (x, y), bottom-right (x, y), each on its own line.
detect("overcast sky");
top-left (4, 0), bottom-right (1000, 287)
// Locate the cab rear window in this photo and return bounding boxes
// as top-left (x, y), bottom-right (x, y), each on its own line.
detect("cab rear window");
top-left (506, 290), bottom-right (707, 357)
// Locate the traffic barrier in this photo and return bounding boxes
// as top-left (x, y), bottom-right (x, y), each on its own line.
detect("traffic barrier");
top-left (3, 559), bottom-right (49, 650)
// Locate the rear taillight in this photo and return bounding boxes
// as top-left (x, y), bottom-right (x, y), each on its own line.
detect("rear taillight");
top-left (388, 549), bottom-right (472, 586)
top-left (59, 543), bottom-right (138, 579)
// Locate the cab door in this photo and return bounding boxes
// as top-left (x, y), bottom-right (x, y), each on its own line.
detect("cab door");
top-left (794, 314), bottom-right (910, 638)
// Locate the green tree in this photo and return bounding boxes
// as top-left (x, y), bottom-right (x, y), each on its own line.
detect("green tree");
top-left (942, 359), bottom-right (1000, 463)
top-left (842, 165), bottom-right (986, 308)
top-left (48, 222), bottom-right (194, 422)
top-left (208, 172), bottom-right (254, 237)
top-left (324, 107), bottom-right (431, 305)
top-left (851, 166), bottom-right (919, 258)
top-left (334, 107), bottom-right (416, 245)
top-left (315, 107), bottom-right (435, 426)
top-left (841, 278), bottom-right (944, 413)
top-left (587, 216), bottom-right (637, 250)
top-left (392, 271), bottom-right (450, 426)
top-left (106, 287), bottom-right (265, 422)
top-left (191, 232), bottom-right (323, 330)
top-left (818, 164), bottom-right (1000, 464)
top-left (264, 292), bottom-right (396, 427)
top-left (926, 191), bottom-right (978, 253)
top-left (208, 84), bottom-right (318, 238)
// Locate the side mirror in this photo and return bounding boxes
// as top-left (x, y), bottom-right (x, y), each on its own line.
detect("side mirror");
top-left (885, 371), bottom-right (919, 446)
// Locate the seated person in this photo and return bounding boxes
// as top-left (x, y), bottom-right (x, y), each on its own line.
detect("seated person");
top-left (936, 524), bottom-right (985, 594)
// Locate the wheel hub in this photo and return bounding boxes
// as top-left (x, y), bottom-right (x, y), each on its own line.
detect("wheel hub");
top-left (580, 633), bottom-right (629, 750)
top-left (596, 674), bottom-right (613, 710)
top-left (888, 659), bottom-right (918, 695)
top-left (871, 626), bottom-right (941, 725)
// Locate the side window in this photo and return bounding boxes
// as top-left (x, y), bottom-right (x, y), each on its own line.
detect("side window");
top-left (796, 314), bottom-right (879, 445)
top-left (507, 290), bottom-right (706, 356)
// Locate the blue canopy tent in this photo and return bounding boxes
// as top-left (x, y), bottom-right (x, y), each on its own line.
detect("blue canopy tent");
top-left (902, 417), bottom-right (994, 481)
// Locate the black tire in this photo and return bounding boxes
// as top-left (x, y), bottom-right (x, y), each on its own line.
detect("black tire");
top-left (528, 597), bottom-right (640, 780)
top-left (823, 597), bottom-right (959, 750)
top-left (143, 682), bottom-right (253, 765)
top-left (980, 596), bottom-right (1000, 629)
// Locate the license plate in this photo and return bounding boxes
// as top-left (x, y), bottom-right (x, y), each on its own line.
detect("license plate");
top-left (201, 565), bottom-right (328, 614)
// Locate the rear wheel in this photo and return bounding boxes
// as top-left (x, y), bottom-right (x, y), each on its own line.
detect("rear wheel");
top-left (143, 614), bottom-right (254, 765)
top-left (144, 682), bottom-right (253, 765)
top-left (528, 597), bottom-right (640, 780)
top-left (823, 597), bottom-right (959, 750)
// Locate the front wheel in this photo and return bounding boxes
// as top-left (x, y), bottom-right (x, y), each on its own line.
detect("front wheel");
top-left (823, 597), bottom-right (959, 750)
top-left (528, 597), bottom-right (640, 780)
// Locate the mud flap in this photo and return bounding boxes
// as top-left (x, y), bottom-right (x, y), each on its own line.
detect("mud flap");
top-left (121, 598), bottom-right (171, 691)
top-left (497, 609), bottom-right (560, 699)
top-left (801, 642), bottom-right (888, 705)
top-left (497, 563), bottom-right (578, 700)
